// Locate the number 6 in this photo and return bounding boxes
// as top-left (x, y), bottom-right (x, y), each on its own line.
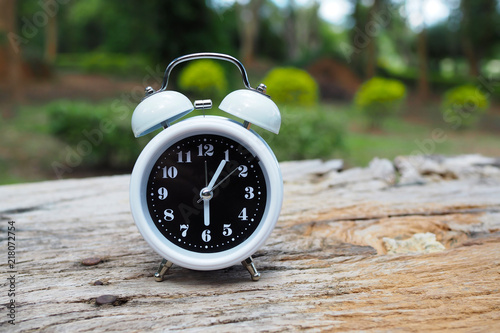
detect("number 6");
top-left (202, 229), bottom-right (211, 242)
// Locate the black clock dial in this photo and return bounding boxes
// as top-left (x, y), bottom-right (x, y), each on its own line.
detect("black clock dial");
top-left (146, 134), bottom-right (267, 253)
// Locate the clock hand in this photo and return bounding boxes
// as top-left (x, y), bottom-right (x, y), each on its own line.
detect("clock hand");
top-left (211, 165), bottom-right (239, 192)
top-left (204, 160), bottom-right (208, 187)
top-left (203, 199), bottom-right (210, 226)
top-left (197, 160), bottom-right (226, 204)
top-left (199, 160), bottom-right (226, 224)
top-left (207, 159), bottom-right (226, 190)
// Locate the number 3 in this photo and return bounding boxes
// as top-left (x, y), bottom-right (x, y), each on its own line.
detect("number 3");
top-left (244, 186), bottom-right (254, 199)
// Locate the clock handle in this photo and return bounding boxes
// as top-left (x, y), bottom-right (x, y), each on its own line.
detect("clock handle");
top-left (159, 52), bottom-right (261, 94)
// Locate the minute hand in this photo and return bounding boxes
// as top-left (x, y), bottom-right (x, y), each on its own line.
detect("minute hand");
top-left (211, 165), bottom-right (239, 192)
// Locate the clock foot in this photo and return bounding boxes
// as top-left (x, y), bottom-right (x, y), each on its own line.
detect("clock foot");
top-left (241, 256), bottom-right (261, 281)
top-left (154, 258), bottom-right (173, 282)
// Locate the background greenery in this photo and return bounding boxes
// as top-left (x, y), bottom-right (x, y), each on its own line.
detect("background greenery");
top-left (1, 0), bottom-right (500, 184)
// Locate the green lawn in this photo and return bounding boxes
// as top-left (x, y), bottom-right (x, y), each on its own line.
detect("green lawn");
top-left (1, 101), bottom-right (499, 184)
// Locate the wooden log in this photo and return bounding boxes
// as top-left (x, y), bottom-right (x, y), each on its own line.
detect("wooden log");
top-left (1, 155), bottom-right (499, 331)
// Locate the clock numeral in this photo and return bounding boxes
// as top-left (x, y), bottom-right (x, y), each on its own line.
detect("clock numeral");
top-left (158, 187), bottom-right (168, 200)
top-left (163, 209), bottom-right (174, 221)
top-left (162, 166), bottom-right (178, 179)
top-left (238, 207), bottom-right (248, 221)
top-left (177, 151), bottom-right (192, 163)
top-left (224, 149), bottom-right (229, 162)
top-left (202, 229), bottom-right (211, 242)
top-left (197, 144), bottom-right (214, 157)
top-left (180, 224), bottom-right (189, 237)
top-left (223, 224), bottom-right (233, 236)
top-left (244, 186), bottom-right (254, 199)
top-left (238, 165), bottom-right (248, 177)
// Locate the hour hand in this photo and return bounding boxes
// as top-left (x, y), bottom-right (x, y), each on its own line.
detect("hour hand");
top-left (199, 185), bottom-right (213, 226)
top-left (208, 160), bottom-right (226, 189)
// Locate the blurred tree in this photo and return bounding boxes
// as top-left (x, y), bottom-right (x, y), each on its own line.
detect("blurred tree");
top-left (255, 3), bottom-right (287, 62)
top-left (44, 0), bottom-right (57, 63)
top-left (284, 0), bottom-right (299, 61)
top-left (365, 0), bottom-right (381, 78)
top-left (413, 0), bottom-right (429, 100)
top-left (416, 27), bottom-right (429, 99)
top-left (59, 0), bottom-right (237, 64)
top-left (459, 0), bottom-right (497, 77)
top-left (233, 0), bottom-right (320, 65)
top-left (154, 0), bottom-right (236, 63)
top-left (0, 0), bottom-right (23, 116)
top-left (378, 1), bottom-right (413, 73)
top-left (282, 0), bottom-right (321, 63)
top-left (349, 0), bottom-right (372, 78)
top-left (237, 0), bottom-right (264, 65)
top-left (426, 23), bottom-right (461, 65)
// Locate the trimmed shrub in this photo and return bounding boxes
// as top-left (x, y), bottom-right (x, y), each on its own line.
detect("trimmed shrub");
top-left (262, 67), bottom-right (319, 106)
top-left (441, 85), bottom-right (489, 129)
top-left (255, 105), bottom-right (345, 161)
top-left (354, 77), bottom-right (406, 127)
top-left (178, 60), bottom-right (227, 99)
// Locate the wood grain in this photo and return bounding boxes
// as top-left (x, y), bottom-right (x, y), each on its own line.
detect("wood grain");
top-left (1, 155), bottom-right (499, 332)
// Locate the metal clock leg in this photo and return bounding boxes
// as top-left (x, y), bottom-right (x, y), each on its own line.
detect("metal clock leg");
top-left (241, 256), bottom-right (261, 281)
top-left (154, 258), bottom-right (173, 282)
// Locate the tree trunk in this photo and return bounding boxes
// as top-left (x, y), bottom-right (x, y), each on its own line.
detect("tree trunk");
top-left (462, 37), bottom-right (480, 77)
top-left (365, 0), bottom-right (380, 78)
top-left (1, 0), bottom-right (23, 117)
top-left (45, 0), bottom-right (57, 64)
top-left (239, 0), bottom-right (264, 66)
top-left (284, 0), bottom-right (299, 62)
top-left (416, 28), bottom-right (429, 100)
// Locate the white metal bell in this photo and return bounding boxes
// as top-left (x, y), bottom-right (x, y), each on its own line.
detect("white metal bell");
top-left (131, 91), bottom-right (194, 137)
top-left (219, 89), bottom-right (281, 134)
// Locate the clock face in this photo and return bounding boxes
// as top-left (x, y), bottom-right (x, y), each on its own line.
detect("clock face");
top-left (146, 134), bottom-right (267, 253)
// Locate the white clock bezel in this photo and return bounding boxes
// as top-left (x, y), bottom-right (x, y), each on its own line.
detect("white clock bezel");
top-left (130, 116), bottom-right (283, 271)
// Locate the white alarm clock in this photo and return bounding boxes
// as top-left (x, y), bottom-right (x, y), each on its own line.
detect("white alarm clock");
top-left (129, 53), bottom-right (283, 281)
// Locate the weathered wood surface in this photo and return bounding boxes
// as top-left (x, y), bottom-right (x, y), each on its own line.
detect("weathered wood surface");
top-left (1, 154), bottom-right (500, 332)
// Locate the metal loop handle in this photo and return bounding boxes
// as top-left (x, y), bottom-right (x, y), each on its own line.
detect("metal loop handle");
top-left (159, 52), bottom-right (254, 92)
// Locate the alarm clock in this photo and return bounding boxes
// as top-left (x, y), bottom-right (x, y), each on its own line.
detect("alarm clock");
top-left (129, 53), bottom-right (283, 281)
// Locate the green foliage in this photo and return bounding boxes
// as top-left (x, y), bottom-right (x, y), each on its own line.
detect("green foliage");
top-left (460, 0), bottom-right (498, 56)
top-left (58, 0), bottom-right (237, 63)
top-left (262, 67), bottom-right (319, 107)
top-left (0, 32), bottom-right (7, 45)
top-left (56, 52), bottom-right (151, 76)
top-left (178, 60), bottom-right (228, 99)
top-left (46, 100), bottom-right (151, 169)
top-left (441, 85), bottom-right (490, 129)
top-left (354, 77), bottom-right (406, 127)
top-left (255, 105), bottom-right (345, 161)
